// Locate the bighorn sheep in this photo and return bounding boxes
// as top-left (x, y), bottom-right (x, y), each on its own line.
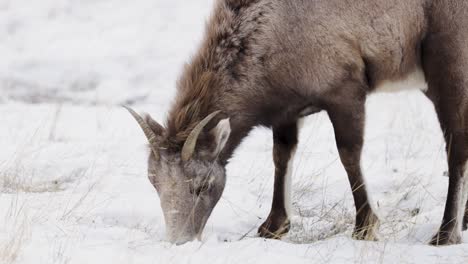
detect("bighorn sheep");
top-left (126, 0), bottom-right (468, 245)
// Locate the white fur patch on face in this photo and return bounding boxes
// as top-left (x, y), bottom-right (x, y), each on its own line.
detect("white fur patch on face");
top-left (375, 67), bottom-right (428, 93)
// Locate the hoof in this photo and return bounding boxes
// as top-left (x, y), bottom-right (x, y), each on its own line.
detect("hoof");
top-left (258, 216), bottom-right (290, 239)
top-left (429, 231), bottom-right (461, 246)
top-left (352, 213), bottom-right (380, 241)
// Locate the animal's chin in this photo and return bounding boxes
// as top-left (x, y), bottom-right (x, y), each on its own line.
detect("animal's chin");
top-left (166, 227), bottom-right (204, 245)
top-left (171, 236), bottom-right (197, 245)
top-left (161, 195), bottom-right (219, 244)
top-left (165, 218), bottom-right (209, 245)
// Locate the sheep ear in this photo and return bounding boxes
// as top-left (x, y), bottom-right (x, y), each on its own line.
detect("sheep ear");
top-left (210, 118), bottom-right (231, 158)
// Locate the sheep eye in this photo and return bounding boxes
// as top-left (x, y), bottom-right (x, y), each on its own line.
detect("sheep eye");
top-left (196, 178), bottom-right (211, 196)
top-left (189, 179), bottom-right (210, 196)
top-left (197, 182), bottom-right (210, 195)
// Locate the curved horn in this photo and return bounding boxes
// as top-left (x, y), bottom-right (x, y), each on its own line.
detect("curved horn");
top-left (123, 105), bottom-right (160, 160)
top-left (181, 111), bottom-right (221, 161)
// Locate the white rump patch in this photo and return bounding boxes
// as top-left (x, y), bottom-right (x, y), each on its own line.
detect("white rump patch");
top-left (375, 67), bottom-right (428, 93)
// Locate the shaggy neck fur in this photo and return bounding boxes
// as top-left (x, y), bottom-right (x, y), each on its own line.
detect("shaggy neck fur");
top-left (164, 0), bottom-right (272, 153)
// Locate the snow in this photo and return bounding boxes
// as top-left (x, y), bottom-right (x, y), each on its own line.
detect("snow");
top-left (1, 0), bottom-right (468, 263)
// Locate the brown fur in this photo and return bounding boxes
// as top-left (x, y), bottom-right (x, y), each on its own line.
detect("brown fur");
top-left (145, 0), bottom-right (468, 245)
top-left (258, 121), bottom-right (298, 239)
top-left (163, 0), bottom-right (273, 149)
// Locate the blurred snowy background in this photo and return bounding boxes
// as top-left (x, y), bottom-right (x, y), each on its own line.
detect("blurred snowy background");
top-left (1, 1), bottom-right (467, 263)
top-left (0, 0), bottom-right (210, 106)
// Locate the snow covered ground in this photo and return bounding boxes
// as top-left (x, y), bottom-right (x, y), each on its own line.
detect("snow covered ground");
top-left (1, 1), bottom-right (468, 263)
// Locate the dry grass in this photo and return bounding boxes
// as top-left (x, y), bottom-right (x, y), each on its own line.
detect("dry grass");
top-left (1, 164), bottom-right (86, 194)
top-left (0, 197), bottom-right (31, 264)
